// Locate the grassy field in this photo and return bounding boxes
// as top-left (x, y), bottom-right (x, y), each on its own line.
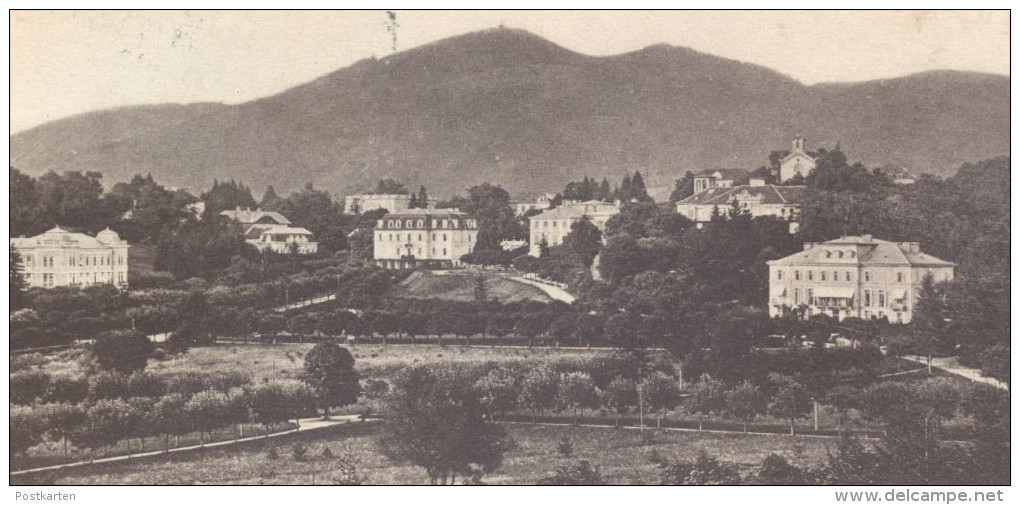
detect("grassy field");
top-left (12, 421), bottom-right (838, 485)
top-left (144, 343), bottom-right (611, 382)
top-left (391, 270), bottom-right (552, 303)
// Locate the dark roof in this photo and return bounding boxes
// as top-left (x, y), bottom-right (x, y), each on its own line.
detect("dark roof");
top-left (676, 185), bottom-right (808, 206)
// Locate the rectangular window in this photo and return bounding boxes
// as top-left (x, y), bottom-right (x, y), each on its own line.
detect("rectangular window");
top-left (878, 291), bottom-right (887, 308)
top-left (807, 288), bottom-right (814, 305)
top-left (808, 271), bottom-right (814, 281)
top-left (864, 271), bottom-right (871, 282)
top-left (821, 271), bottom-right (827, 282)
top-left (845, 271), bottom-right (851, 282)
top-left (897, 272), bottom-right (904, 283)
top-left (443, 234), bottom-right (448, 241)
top-left (777, 270), bottom-right (783, 280)
top-left (864, 290), bottom-right (872, 307)
top-left (795, 270), bottom-right (801, 281)
top-left (833, 271), bottom-right (839, 282)
top-left (794, 288), bottom-right (800, 304)
top-left (442, 248), bottom-right (447, 256)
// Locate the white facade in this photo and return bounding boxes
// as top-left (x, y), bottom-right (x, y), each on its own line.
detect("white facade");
top-left (675, 183), bottom-right (806, 233)
top-left (246, 225), bottom-right (318, 254)
top-left (374, 209), bottom-right (478, 269)
top-left (344, 194), bottom-right (436, 215)
top-left (779, 136), bottom-right (817, 182)
top-left (528, 200), bottom-right (620, 256)
top-left (767, 236), bottom-right (955, 324)
top-left (513, 193), bottom-right (556, 216)
top-left (11, 227), bottom-right (130, 289)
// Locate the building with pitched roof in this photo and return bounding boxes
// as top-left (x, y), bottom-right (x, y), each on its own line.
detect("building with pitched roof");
top-left (373, 209), bottom-right (478, 269)
top-left (779, 136), bottom-right (818, 182)
top-left (880, 164), bottom-right (917, 185)
top-left (528, 200), bottom-right (620, 256)
top-left (676, 180), bottom-right (807, 233)
top-left (512, 193), bottom-right (557, 216)
top-left (218, 207), bottom-right (291, 226)
top-left (692, 169), bottom-right (751, 193)
top-left (767, 235), bottom-right (955, 323)
top-left (245, 224), bottom-right (318, 254)
top-left (11, 227), bottom-right (130, 288)
top-left (344, 194), bottom-right (436, 215)
top-left (220, 207), bottom-right (318, 254)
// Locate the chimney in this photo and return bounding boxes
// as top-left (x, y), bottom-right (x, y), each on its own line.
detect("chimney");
top-left (804, 242), bottom-right (817, 251)
top-left (749, 178), bottom-right (766, 187)
top-left (236, 206), bottom-right (241, 212)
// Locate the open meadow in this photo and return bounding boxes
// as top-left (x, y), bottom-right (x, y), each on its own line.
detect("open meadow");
top-left (12, 421), bottom-right (837, 485)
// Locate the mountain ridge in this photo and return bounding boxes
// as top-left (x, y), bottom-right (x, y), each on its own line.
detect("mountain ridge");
top-left (10, 28), bottom-right (1009, 198)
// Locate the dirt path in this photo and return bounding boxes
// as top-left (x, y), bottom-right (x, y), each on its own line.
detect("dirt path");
top-left (505, 276), bottom-right (576, 303)
top-left (10, 415), bottom-right (371, 476)
top-left (903, 355), bottom-right (1008, 390)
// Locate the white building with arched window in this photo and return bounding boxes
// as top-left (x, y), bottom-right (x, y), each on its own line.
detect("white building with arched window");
top-left (11, 226), bottom-right (130, 289)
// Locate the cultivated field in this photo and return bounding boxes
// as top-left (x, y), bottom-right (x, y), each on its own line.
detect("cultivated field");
top-left (12, 421), bottom-right (837, 485)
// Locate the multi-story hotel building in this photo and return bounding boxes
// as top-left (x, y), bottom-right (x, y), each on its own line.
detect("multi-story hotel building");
top-left (373, 209), bottom-right (478, 269)
top-left (528, 200), bottom-right (620, 256)
top-left (344, 194), bottom-right (436, 215)
top-left (11, 226), bottom-right (130, 289)
top-left (767, 235), bottom-right (955, 324)
top-left (676, 179), bottom-right (806, 233)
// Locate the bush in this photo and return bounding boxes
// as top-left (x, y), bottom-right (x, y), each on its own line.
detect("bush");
top-left (556, 436), bottom-right (574, 458)
top-left (757, 453), bottom-right (809, 485)
top-left (92, 330), bottom-right (155, 374)
top-left (659, 449), bottom-right (742, 485)
top-left (11, 370), bottom-right (51, 405)
top-left (292, 442), bottom-right (308, 461)
top-left (537, 460), bottom-right (605, 485)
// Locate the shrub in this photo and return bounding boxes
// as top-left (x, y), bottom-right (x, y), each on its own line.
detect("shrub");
top-left (91, 330), bottom-right (154, 374)
top-left (11, 370), bottom-right (51, 405)
top-left (292, 442), bottom-right (308, 461)
top-left (660, 449), bottom-right (742, 485)
top-left (537, 460), bottom-right (605, 485)
top-left (556, 436), bottom-right (574, 458)
top-left (757, 453), bottom-right (809, 485)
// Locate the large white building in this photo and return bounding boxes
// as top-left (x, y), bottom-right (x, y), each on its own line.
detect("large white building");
top-left (767, 235), bottom-right (955, 324)
top-left (11, 227), bottom-right (130, 289)
top-left (219, 208), bottom-right (318, 254)
top-left (676, 179), bottom-right (806, 233)
top-left (528, 200), bottom-right (620, 256)
top-left (373, 209), bottom-right (478, 269)
top-left (344, 194), bottom-right (436, 215)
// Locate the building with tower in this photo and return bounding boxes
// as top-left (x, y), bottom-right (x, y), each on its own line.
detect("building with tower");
top-left (779, 136), bottom-right (818, 182)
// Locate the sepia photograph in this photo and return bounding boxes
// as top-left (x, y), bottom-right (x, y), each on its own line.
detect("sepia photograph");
top-left (8, 9), bottom-right (1010, 493)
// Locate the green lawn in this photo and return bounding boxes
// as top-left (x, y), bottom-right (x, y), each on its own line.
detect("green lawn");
top-left (391, 270), bottom-right (552, 303)
top-left (12, 422), bottom-right (837, 485)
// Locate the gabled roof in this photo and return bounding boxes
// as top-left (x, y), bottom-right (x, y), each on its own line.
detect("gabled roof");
top-left (677, 185), bottom-right (807, 206)
top-left (247, 224), bottom-right (314, 238)
top-left (781, 151), bottom-right (818, 163)
top-left (530, 200), bottom-right (620, 220)
top-left (219, 209), bottom-right (291, 225)
top-left (768, 236), bottom-right (955, 267)
top-left (693, 168), bottom-right (751, 181)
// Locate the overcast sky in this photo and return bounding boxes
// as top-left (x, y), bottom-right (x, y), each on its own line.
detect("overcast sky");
top-left (10, 10), bottom-right (1010, 133)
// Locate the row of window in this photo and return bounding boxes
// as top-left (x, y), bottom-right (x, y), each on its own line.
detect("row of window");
top-left (37, 272), bottom-right (125, 287)
top-left (383, 218), bottom-right (469, 229)
top-left (379, 232), bottom-right (475, 243)
top-left (394, 247), bottom-right (448, 257)
top-left (789, 288), bottom-right (905, 308)
top-left (778, 269), bottom-right (907, 283)
top-left (29, 254), bottom-right (125, 268)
